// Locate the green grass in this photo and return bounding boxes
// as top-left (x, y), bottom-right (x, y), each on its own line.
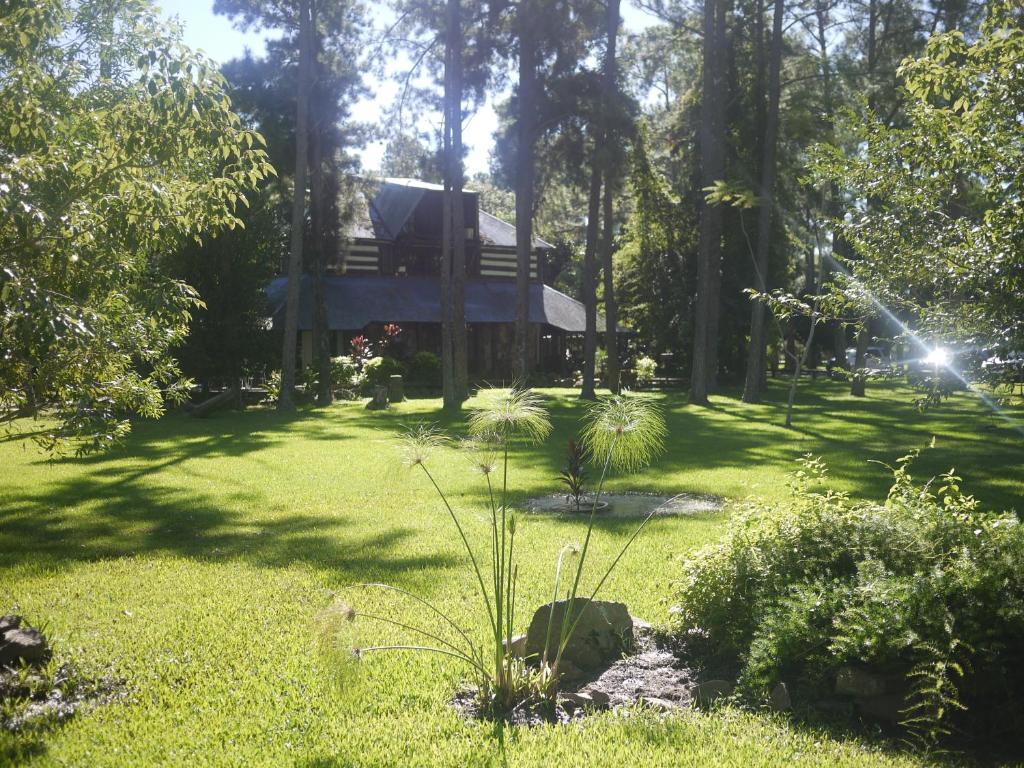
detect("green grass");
top-left (0, 379), bottom-right (1021, 766)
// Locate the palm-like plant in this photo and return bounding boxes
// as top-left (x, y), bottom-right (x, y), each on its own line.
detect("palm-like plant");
top-left (341, 387), bottom-right (665, 715)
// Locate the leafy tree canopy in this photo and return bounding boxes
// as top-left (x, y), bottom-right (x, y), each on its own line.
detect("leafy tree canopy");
top-left (813, 1), bottom-right (1024, 354)
top-left (0, 0), bottom-right (274, 453)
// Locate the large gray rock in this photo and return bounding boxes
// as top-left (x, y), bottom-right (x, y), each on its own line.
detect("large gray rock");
top-left (835, 666), bottom-right (890, 698)
top-left (365, 385), bottom-right (389, 410)
top-left (525, 599), bottom-right (632, 680)
top-left (0, 626), bottom-right (51, 669)
top-left (769, 682), bottom-right (791, 712)
top-left (694, 679), bottom-right (734, 706)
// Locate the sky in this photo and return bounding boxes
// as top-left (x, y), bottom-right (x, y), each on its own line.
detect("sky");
top-left (154, 0), bottom-right (659, 176)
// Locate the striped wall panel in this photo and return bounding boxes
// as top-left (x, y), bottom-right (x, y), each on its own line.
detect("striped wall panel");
top-left (343, 243), bottom-right (380, 274)
top-left (480, 250), bottom-right (537, 279)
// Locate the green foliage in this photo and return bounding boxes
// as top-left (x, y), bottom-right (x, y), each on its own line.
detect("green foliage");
top-left (811, 2), bottom-right (1024, 353)
top-left (168, 189), bottom-right (283, 390)
top-left (557, 437), bottom-right (588, 513)
top-left (360, 357), bottom-right (405, 394)
top-left (614, 124), bottom-right (694, 370)
top-left (0, 0), bottom-right (273, 453)
top-left (634, 355), bottom-right (657, 385)
top-left (405, 351), bottom-right (442, 389)
top-left (672, 451), bottom-right (1024, 751)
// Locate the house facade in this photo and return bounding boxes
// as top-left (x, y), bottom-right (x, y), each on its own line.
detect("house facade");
top-left (268, 178), bottom-right (602, 379)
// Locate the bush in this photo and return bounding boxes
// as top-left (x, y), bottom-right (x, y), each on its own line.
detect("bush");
top-left (330, 356), bottom-right (361, 391)
top-left (671, 452), bottom-right (1024, 751)
top-left (406, 351), bottom-right (442, 389)
top-left (360, 356), bottom-right (405, 394)
top-left (635, 355), bottom-right (657, 385)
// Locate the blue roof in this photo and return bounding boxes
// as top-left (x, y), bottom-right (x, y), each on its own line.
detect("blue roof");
top-left (267, 275), bottom-right (597, 333)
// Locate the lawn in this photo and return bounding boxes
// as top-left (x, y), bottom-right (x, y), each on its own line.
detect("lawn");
top-left (1, 379), bottom-right (1021, 766)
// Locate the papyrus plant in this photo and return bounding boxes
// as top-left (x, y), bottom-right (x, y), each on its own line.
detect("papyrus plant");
top-left (342, 387), bottom-right (665, 714)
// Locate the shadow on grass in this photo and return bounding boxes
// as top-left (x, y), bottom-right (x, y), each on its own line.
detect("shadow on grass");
top-left (0, 409), bottom-right (457, 585)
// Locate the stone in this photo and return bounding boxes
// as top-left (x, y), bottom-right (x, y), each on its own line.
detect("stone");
top-left (524, 599), bottom-right (633, 681)
top-left (835, 666), bottom-right (889, 698)
top-left (365, 385), bottom-right (389, 410)
top-left (559, 691), bottom-right (600, 713)
top-left (631, 617), bottom-right (654, 639)
top-left (387, 374), bottom-right (405, 403)
top-left (815, 698), bottom-right (855, 718)
top-left (641, 696), bottom-right (679, 713)
top-left (0, 627), bottom-right (51, 669)
top-left (769, 682), bottom-right (791, 712)
top-left (857, 694), bottom-right (906, 723)
top-left (694, 679), bottom-right (734, 706)
top-left (502, 633), bottom-right (527, 658)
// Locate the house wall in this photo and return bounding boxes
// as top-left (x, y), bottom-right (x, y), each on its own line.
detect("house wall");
top-left (338, 240), bottom-right (541, 280)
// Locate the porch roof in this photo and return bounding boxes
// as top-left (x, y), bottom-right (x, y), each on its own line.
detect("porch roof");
top-left (267, 275), bottom-right (618, 334)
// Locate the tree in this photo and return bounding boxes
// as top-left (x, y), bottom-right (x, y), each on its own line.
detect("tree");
top-left (442, 0), bottom-right (468, 408)
top-left (513, 0), bottom-right (540, 379)
top-left (168, 191), bottom-right (284, 396)
top-left (0, 0), bottom-right (273, 452)
top-left (216, 0), bottom-right (367, 410)
top-left (690, 0), bottom-right (727, 405)
top-left (813, 1), bottom-right (1024, 362)
top-left (741, 0), bottom-right (784, 404)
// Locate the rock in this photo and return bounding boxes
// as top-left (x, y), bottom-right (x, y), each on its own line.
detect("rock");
top-left (525, 599), bottom-right (633, 681)
top-left (641, 696), bottom-right (679, 713)
top-left (769, 682), bottom-right (791, 712)
top-left (0, 627), bottom-right (51, 669)
top-left (502, 633), bottom-right (527, 658)
top-left (365, 385), bottom-right (389, 410)
top-left (835, 666), bottom-right (889, 698)
top-left (816, 698), bottom-right (855, 718)
top-left (694, 679), bottom-right (734, 706)
top-left (587, 689), bottom-right (611, 708)
top-left (631, 617), bottom-right (654, 639)
top-left (857, 694), bottom-right (906, 723)
top-left (559, 691), bottom-right (605, 713)
top-left (0, 616), bottom-right (20, 633)
top-left (387, 375), bottom-right (405, 403)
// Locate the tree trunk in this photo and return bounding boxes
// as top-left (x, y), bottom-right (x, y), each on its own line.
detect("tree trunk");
top-left (278, 0), bottom-right (313, 412)
top-left (449, 0), bottom-right (468, 405)
top-left (580, 166), bottom-right (602, 401)
top-left (741, 0), bottom-right (784, 404)
top-left (601, 0), bottom-right (621, 395)
top-left (309, 15), bottom-right (332, 407)
top-left (851, 324), bottom-right (869, 396)
top-left (600, 183), bottom-right (619, 394)
top-left (514, 2), bottom-right (537, 380)
top-left (690, 0), bottom-right (726, 405)
top-left (812, 0), bottom-right (850, 369)
top-left (440, 12), bottom-right (455, 408)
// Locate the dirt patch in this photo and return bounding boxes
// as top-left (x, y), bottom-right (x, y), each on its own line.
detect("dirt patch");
top-left (527, 492), bottom-right (724, 518)
top-left (451, 626), bottom-right (699, 725)
top-left (1, 662), bottom-right (126, 734)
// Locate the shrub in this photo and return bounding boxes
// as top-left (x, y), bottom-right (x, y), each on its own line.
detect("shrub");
top-left (330, 356), bottom-right (361, 391)
top-left (635, 355), bottom-right (657, 385)
top-left (360, 356), bottom-right (404, 394)
top-left (406, 351), bottom-right (442, 389)
top-left (671, 452), bottom-right (1024, 751)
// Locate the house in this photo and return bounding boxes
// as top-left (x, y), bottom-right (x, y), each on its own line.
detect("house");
top-left (268, 178), bottom-right (614, 378)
